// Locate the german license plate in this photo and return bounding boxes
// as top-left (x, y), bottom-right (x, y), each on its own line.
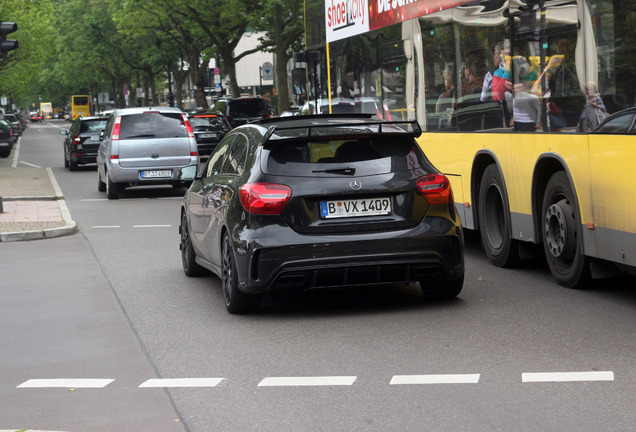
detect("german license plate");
top-left (140, 170), bottom-right (172, 179)
top-left (320, 197), bottom-right (391, 219)
top-left (200, 133), bottom-right (217, 138)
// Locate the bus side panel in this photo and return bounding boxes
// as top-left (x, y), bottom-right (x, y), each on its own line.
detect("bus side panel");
top-left (418, 132), bottom-right (511, 231)
top-left (588, 135), bottom-right (636, 268)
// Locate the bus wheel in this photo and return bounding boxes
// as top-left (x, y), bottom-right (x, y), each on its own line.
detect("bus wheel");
top-left (541, 171), bottom-right (591, 288)
top-left (478, 164), bottom-right (519, 267)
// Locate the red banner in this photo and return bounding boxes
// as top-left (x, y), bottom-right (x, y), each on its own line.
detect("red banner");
top-left (369, 0), bottom-right (472, 31)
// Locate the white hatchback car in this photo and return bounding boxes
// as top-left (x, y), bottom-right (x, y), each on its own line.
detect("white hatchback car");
top-left (96, 106), bottom-right (198, 199)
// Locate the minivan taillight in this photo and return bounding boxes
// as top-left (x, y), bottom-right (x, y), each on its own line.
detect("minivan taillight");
top-left (417, 173), bottom-right (453, 205)
top-left (182, 113), bottom-right (195, 138)
top-left (112, 115), bottom-right (122, 141)
top-left (239, 183), bottom-right (292, 215)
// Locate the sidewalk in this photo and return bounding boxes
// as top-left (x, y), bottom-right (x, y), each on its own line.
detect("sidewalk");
top-left (0, 164), bottom-right (77, 242)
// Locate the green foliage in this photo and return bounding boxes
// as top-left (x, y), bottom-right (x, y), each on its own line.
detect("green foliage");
top-left (0, 0), bottom-right (305, 111)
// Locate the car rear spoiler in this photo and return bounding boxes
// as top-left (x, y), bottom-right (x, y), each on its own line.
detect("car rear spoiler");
top-left (260, 118), bottom-right (422, 145)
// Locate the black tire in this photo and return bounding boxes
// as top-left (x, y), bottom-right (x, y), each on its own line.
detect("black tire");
top-left (64, 150), bottom-right (69, 168)
top-left (105, 170), bottom-right (120, 200)
top-left (221, 232), bottom-right (261, 314)
top-left (420, 274), bottom-right (464, 300)
top-left (541, 171), bottom-right (591, 288)
top-left (69, 158), bottom-right (78, 171)
top-left (180, 211), bottom-right (207, 276)
top-left (478, 164), bottom-right (519, 267)
top-left (0, 151), bottom-right (9, 158)
top-left (97, 169), bottom-right (106, 192)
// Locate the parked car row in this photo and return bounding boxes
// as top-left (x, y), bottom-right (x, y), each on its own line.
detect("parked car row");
top-left (0, 119), bottom-right (15, 158)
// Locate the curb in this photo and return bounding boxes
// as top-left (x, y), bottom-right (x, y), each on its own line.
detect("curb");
top-left (0, 167), bottom-right (77, 242)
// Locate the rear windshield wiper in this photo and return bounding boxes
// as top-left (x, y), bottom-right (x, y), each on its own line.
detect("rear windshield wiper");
top-left (312, 167), bottom-right (356, 175)
top-left (124, 134), bottom-right (156, 138)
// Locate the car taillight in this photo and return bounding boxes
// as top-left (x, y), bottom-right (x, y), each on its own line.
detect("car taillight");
top-left (112, 115), bottom-right (122, 141)
top-left (417, 173), bottom-right (453, 205)
top-left (182, 113), bottom-right (195, 138)
top-left (239, 183), bottom-right (292, 215)
top-left (73, 136), bottom-right (81, 144)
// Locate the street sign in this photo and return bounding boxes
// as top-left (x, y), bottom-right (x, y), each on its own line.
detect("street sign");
top-left (262, 62), bottom-right (273, 81)
top-left (214, 67), bottom-right (221, 76)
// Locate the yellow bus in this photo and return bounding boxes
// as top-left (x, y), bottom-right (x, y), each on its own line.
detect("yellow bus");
top-left (39, 102), bottom-right (53, 119)
top-left (71, 95), bottom-right (91, 119)
top-left (304, 0), bottom-right (636, 287)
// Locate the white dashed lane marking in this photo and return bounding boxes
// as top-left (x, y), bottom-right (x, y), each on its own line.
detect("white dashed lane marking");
top-left (17, 379), bottom-right (114, 388)
top-left (522, 371), bottom-right (614, 383)
top-left (390, 374), bottom-right (481, 385)
top-left (139, 378), bottom-right (224, 388)
top-left (14, 371), bottom-right (618, 390)
top-left (258, 376), bottom-right (357, 387)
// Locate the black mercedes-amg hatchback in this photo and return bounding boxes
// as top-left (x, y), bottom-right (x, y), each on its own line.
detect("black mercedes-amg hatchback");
top-left (178, 114), bottom-right (464, 313)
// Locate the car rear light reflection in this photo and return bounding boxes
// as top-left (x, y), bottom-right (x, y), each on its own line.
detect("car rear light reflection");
top-left (239, 183), bottom-right (292, 215)
top-left (417, 173), bottom-right (453, 204)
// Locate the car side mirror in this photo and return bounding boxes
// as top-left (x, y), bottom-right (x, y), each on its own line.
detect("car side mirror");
top-left (178, 164), bottom-right (199, 181)
top-left (60, 130), bottom-right (69, 135)
top-left (91, 134), bottom-right (101, 142)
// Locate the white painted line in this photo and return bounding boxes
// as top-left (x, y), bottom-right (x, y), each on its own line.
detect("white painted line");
top-left (133, 224), bottom-right (172, 228)
top-left (139, 378), bottom-right (223, 388)
top-left (390, 374), bottom-right (481, 385)
top-left (522, 371), bottom-right (614, 383)
top-left (92, 226), bottom-right (121, 229)
top-left (258, 376), bottom-right (357, 387)
top-left (17, 379), bottom-right (114, 388)
top-left (19, 161), bottom-right (41, 168)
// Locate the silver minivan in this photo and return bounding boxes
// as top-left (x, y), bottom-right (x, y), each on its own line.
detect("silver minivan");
top-left (96, 107), bottom-right (198, 199)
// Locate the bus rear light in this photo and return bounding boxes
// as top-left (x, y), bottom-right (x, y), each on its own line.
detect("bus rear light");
top-left (417, 173), bottom-right (453, 205)
top-left (110, 155), bottom-right (119, 160)
top-left (190, 151), bottom-right (198, 157)
top-left (239, 183), bottom-right (292, 215)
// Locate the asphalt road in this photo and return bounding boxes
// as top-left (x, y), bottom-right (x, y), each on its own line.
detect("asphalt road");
top-left (1, 121), bottom-right (635, 432)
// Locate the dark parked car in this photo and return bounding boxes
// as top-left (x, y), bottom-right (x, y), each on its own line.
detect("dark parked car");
top-left (0, 119), bottom-right (14, 158)
top-left (1, 113), bottom-right (23, 137)
top-left (60, 115), bottom-right (108, 170)
top-left (178, 114), bottom-right (464, 313)
top-left (212, 96), bottom-right (271, 128)
top-left (29, 111), bottom-right (42, 122)
top-left (188, 112), bottom-right (232, 158)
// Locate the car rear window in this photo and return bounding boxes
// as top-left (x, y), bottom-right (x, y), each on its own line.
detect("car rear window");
top-left (190, 116), bottom-right (231, 132)
top-left (228, 99), bottom-right (266, 117)
top-left (119, 112), bottom-right (188, 139)
top-left (264, 136), bottom-right (429, 176)
top-left (79, 119), bottom-right (108, 133)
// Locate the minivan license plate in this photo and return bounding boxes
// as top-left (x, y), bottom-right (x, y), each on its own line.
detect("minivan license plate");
top-left (141, 170), bottom-right (172, 179)
top-left (320, 198), bottom-right (391, 219)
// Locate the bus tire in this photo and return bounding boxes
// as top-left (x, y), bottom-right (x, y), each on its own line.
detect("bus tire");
top-left (541, 171), bottom-right (591, 288)
top-left (478, 164), bottom-right (519, 267)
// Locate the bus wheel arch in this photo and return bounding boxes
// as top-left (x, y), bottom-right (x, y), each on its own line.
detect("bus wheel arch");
top-left (477, 163), bottom-right (519, 268)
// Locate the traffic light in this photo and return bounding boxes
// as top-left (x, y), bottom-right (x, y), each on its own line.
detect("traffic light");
top-left (0, 21), bottom-right (18, 56)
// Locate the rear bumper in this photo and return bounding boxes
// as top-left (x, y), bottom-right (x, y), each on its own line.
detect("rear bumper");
top-left (107, 158), bottom-right (198, 184)
top-left (235, 223), bottom-right (464, 294)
